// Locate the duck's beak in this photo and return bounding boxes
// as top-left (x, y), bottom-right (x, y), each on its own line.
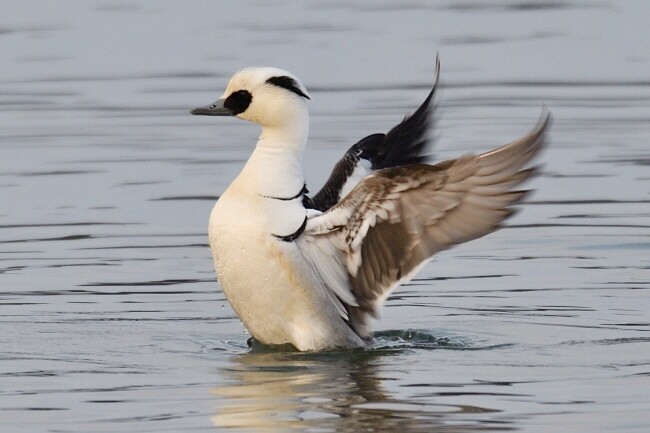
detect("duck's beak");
top-left (190, 99), bottom-right (233, 116)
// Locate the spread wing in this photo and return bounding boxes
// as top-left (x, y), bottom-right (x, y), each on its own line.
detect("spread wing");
top-left (305, 55), bottom-right (440, 212)
top-left (297, 112), bottom-right (550, 337)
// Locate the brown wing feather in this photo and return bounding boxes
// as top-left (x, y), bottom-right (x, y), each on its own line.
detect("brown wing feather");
top-left (331, 113), bottom-right (550, 336)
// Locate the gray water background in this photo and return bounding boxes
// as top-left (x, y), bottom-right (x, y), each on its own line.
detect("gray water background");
top-left (1, 1), bottom-right (649, 432)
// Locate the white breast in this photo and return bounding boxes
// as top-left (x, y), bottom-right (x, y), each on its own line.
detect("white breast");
top-left (208, 177), bottom-right (363, 350)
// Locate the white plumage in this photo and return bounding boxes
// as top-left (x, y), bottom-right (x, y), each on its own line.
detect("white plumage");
top-left (191, 57), bottom-right (550, 351)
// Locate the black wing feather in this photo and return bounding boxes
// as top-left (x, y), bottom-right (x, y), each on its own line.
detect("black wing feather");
top-left (307, 56), bottom-right (441, 212)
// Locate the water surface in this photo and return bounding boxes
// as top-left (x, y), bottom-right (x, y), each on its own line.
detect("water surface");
top-left (1, 1), bottom-right (649, 432)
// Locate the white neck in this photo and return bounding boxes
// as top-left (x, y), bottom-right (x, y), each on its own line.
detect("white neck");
top-left (236, 116), bottom-right (309, 199)
top-left (257, 108), bottom-right (309, 153)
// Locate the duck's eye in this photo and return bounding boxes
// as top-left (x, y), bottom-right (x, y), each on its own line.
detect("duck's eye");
top-left (223, 90), bottom-right (253, 115)
top-left (209, 104), bottom-right (217, 109)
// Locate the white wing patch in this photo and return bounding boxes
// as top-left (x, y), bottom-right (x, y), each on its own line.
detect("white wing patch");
top-left (339, 158), bottom-right (372, 200)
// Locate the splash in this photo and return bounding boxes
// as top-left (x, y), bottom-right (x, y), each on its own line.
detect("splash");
top-left (369, 329), bottom-right (473, 350)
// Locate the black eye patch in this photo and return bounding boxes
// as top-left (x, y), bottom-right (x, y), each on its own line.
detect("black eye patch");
top-left (266, 76), bottom-right (310, 100)
top-left (224, 90), bottom-right (253, 115)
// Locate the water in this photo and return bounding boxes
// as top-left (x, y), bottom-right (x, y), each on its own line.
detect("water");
top-left (1, 1), bottom-right (649, 432)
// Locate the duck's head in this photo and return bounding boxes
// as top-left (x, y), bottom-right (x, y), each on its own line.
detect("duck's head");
top-left (191, 67), bottom-right (310, 128)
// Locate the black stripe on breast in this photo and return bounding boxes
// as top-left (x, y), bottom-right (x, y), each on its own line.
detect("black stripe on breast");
top-left (273, 216), bottom-right (307, 242)
top-left (261, 184), bottom-right (308, 201)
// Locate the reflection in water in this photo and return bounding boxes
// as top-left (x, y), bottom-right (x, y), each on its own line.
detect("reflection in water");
top-left (212, 342), bottom-right (507, 432)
